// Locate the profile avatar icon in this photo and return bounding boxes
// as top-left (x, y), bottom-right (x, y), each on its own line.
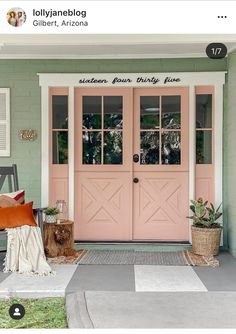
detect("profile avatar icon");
top-left (9, 303), bottom-right (25, 320)
top-left (7, 8), bottom-right (26, 27)
top-left (13, 307), bottom-right (21, 316)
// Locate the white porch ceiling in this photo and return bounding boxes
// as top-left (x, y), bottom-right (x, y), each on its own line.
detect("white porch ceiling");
top-left (0, 34), bottom-right (236, 59)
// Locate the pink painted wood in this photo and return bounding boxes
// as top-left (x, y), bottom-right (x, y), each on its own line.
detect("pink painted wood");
top-left (74, 88), bottom-right (133, 240)
top-left (49, 88), bottom-right (69, 209)
top-left (133, 172), bottom-right (189, 240)
top-left (133, 87), bottom-right (189, 240)
top-left (48, 85), bottom-right (216, 241)
top-left (74, 172), bottom-right (132, 240)
top-left (195, 86), bottom-right (214, 205)
top-left (46, 86), bottom-right (193, 241)
top-left (74, 87), bottom-right (190, 241)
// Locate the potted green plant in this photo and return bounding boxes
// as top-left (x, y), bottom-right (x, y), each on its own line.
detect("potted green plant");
top-left (44, 207), bottom-right (60, 224)
top-left (188, 198), bottom-right (222, 256)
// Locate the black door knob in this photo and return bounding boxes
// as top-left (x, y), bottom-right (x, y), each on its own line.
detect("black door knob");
top-left (133, 178), bottom-right (139, 183)
top-left (133, 154), bottom-right (139, 163)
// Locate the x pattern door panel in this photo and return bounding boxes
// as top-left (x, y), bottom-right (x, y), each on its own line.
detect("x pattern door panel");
top-left (133, 172), bottom-right (189, 240)
top-left (74, 172), bottom-right (132, 240)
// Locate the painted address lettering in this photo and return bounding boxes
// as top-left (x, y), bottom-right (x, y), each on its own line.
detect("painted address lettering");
top-left (79, 78), bottom-right (108, 84)
top-left (78, 76), bottom-right (181, 85)
top-left (136, 77), bottom-right (160, 85)
top-left (112, 77), bottom-right (132, 84)
top-left (164, 77), bottom-right (181, 84)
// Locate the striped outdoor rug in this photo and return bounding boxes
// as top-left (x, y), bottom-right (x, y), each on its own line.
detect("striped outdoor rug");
top-left (77, 250), bottom-right (219, 267)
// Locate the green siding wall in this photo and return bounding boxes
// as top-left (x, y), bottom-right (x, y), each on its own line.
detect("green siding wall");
top-left (225, 52), bottom-right (236, 256)
top-left (0, 57), bottom-right (231, 251)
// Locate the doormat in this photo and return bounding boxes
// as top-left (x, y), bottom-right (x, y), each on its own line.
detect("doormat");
top-left (184, 250), bottom-right (219, 267)
top-left (47, 250), bottom-right (87, 265)
top-left (78, 250), bottom-right (219, 267)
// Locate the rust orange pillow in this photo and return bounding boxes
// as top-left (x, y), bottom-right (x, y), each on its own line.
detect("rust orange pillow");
top-left (0, 201), bottom-right (37, 229)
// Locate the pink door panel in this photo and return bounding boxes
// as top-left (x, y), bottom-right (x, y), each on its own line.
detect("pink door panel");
top-left (133, 172), bottom-right (189, 240)
top-left (50, 176), bottom-right (69, 208)
top-left (74, 88), bottom-right (133, 240)
top-left (196, 166), bottom-right (214, 204)
top-left (74, 172), bottom-right (132, 240)
top-left (195, 86), bottom-right (214, 204)
top-left (133, 87), bottom-right (189, 241)
top-left (49, 88), bottom-right (69, 208)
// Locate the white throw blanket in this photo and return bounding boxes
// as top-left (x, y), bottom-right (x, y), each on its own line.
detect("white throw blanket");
top-left (3, 226), bottom-right (54, 276)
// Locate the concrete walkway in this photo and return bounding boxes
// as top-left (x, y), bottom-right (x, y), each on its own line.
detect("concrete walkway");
top-left (0, 265), bottom-right (77, 298)
top-left (66, 291), bottom-right (236, 328)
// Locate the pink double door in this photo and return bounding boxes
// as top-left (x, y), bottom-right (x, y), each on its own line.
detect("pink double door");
top-left (74, 87), bottom-right (189, 241)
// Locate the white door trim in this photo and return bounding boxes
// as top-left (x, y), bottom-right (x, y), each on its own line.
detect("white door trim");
top-left (39, 71), bottom-right (226, 240)
top-left (214, 85), bottom-right (224, 219)
top-left (0, 88), bottom-right (10, 157)
top-left (38, 72), bottom-right (226, 88)
top-left (188, 85), bottom-right (196, 243)
top-left (41, 86), bottom-right (49, 208)
top-left (68, 86), bottom-right (75, 220)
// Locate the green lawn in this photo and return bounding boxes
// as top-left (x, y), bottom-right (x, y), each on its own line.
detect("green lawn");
top-left (0, 297), bottom-right (67, 329)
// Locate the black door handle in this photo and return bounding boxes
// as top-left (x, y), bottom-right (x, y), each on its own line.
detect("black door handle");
top-left (133, 154), bottom-right (139, 163)
top-left (133, 178), bottom-right (139, 183)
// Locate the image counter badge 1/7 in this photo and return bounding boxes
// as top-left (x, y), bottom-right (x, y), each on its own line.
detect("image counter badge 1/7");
top-left (9, 304), bottom-right (25, 320)
top-left (206, 43), bottom-right (227, 59)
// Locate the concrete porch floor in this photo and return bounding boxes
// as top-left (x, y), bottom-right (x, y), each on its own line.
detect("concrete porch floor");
top-left (0, 251), bottom-right (236, 296)
top-left (0, 251), bottom-right (236, 328)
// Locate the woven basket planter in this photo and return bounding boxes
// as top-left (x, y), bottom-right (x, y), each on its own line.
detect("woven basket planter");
top-left (191, 226), bottom-right (222, 256)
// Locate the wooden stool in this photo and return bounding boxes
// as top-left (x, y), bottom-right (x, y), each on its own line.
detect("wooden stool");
top-left (44, 220), bottom-right (74, 257)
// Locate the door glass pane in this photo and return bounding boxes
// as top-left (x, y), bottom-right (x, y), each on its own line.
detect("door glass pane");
top-left (196, 94), bottom-right (212, 128)
top-left (162, 96), bottom-right (181, 129)
top-left (104, 131), bottom-right (123, 164)
top-left (53, 131), bottom-right (68, 164)
top-left (52, 96), bottom-right (68, 129)
top-left (104, 96), bottom-right (123, 129)
top-left (140, 131), bottom-right (159, 164)
top-left (162, 131), bottom-right (181, 164)
top-left (140, 96), bottom-right (160, 129)
top-left (196, 130), bottom-right (212, 164)
top-left (83, 96), bottom-right (101, 129)
top-left (83, 131), bottom-right (101, 164)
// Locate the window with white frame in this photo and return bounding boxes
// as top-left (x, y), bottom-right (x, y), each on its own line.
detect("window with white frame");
top-left (0, 89), bottom-right (10, 157)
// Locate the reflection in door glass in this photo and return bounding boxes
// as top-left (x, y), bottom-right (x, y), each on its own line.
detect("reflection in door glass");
top-left (196, 95), bottom-right (212, 128)
top-left (140, 131), bottom-right (159, 164)
top-left (140, 96), bottom-right (160, 129)
top-left (83, 96), bottom-right (102, 129)
top-left (52, 96), bottom-right (68, 129)
top-left (196, 130), bottom-right (212, 164)
top-left (83, 131), bottom-right (101, 164)
top-left (162, 131), bottom-right (181, 164)
top-left (104, 96), bottom-right (123, 129)
top-left (53, 131), bottom-right (68, 164)
top-left (162, 96), bottom-right (181, 129)
top-left (104, 131), bottom-right (123, 164)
